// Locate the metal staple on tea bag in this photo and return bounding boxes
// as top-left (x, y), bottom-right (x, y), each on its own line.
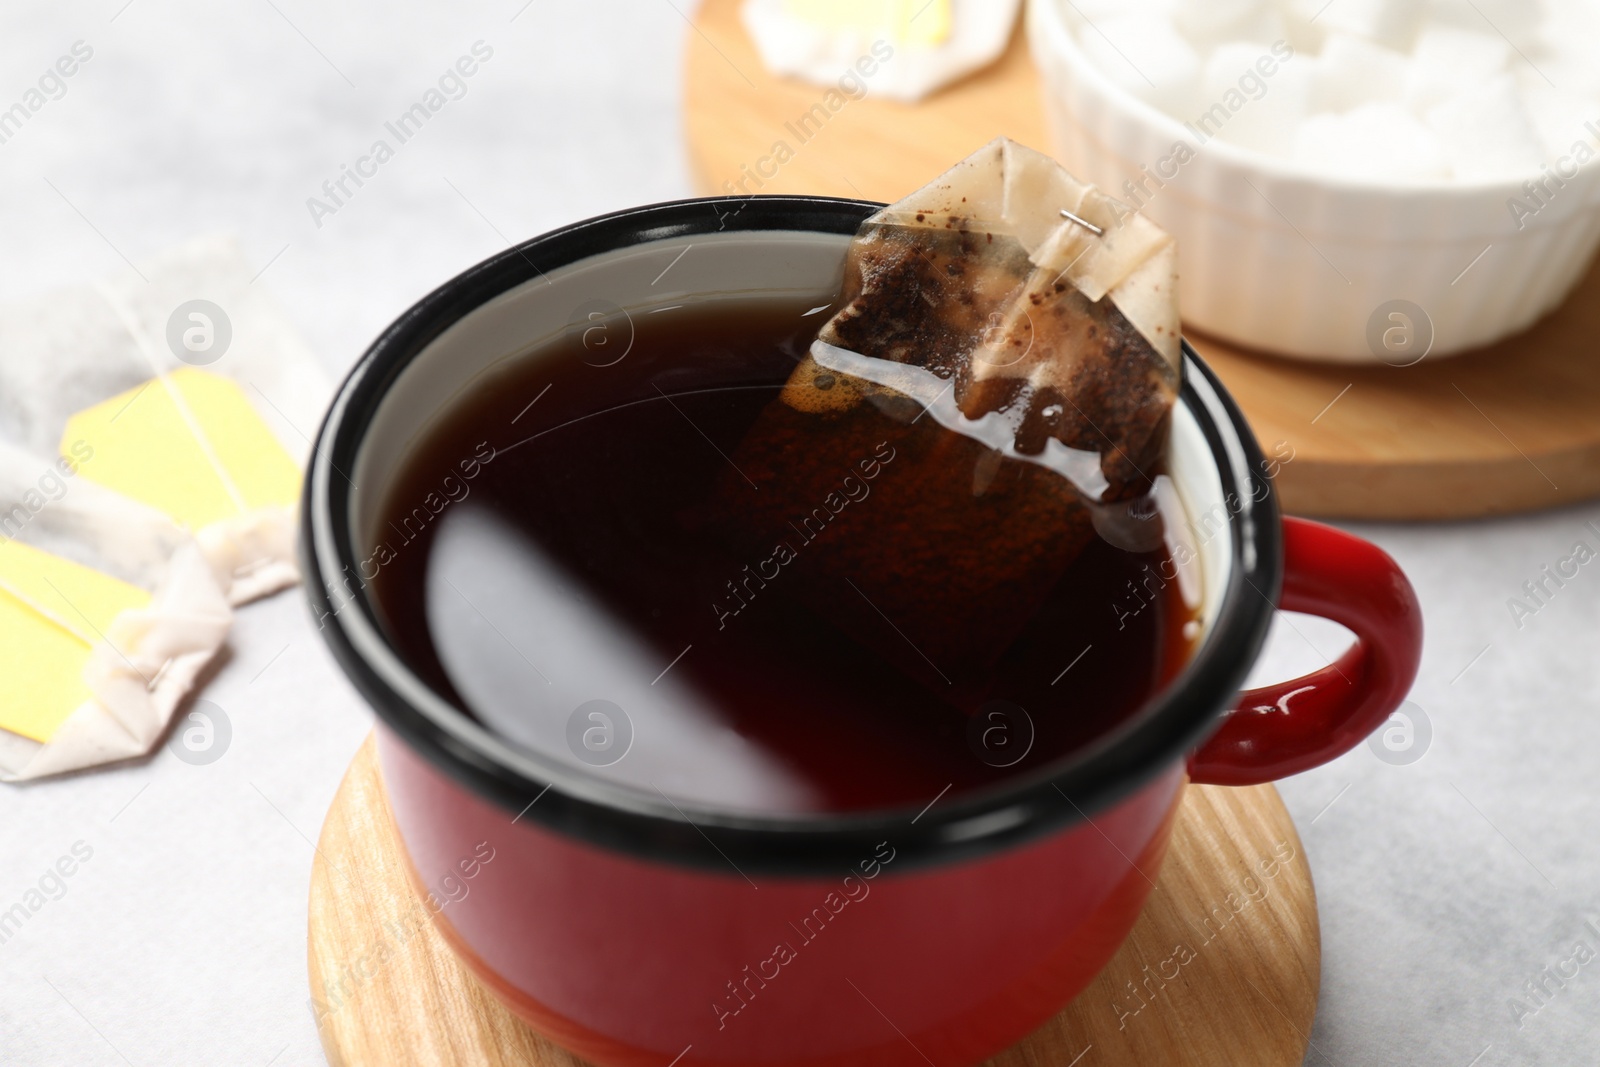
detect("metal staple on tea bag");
top-left (1059, 208), bottom-right (1104, 237)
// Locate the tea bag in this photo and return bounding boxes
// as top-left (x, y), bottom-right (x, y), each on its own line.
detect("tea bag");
top-left (741, 0), bottom-right (1022, 103)
top-left (0, 441), bottom-right (231, 780)
top-left (714, 139), bottom-right (1180, 698)
top-left (0, 234), bottom-right (331, 605)
top-left (0, 235), bottom-right (329, 778)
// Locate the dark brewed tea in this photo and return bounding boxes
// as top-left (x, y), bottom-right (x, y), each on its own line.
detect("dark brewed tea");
top-left (369, 295), bottom-right (1197, 815)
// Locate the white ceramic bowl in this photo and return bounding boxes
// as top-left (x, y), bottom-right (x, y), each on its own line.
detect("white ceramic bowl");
top-left (1026, 0), bottom-right (1600, 362)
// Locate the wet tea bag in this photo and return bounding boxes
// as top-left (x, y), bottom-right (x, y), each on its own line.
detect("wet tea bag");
top-left (714, 138), bottom-right (1180, 698)
top-left (0, 234), bottom-right (331, 605)
top-left (0, 441), bottom-right (231, 780)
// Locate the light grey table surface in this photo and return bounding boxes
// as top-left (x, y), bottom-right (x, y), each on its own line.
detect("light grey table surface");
top-left (0, 3), bottom-right (1596, 1066)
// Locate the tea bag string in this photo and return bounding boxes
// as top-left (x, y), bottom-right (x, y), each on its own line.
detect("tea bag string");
top-left (94, 281), bottom-right (251, 518)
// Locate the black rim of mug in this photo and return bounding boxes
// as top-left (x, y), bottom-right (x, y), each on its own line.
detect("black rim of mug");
top-left (301, 195), bottom-right (1284, 876)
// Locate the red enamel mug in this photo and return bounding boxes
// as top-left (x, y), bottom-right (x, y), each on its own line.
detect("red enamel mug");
top-left (301, 197), bottom-right (1424, 1067)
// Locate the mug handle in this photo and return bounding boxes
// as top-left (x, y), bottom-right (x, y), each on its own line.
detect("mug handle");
top-left (1188, 517), bottom-right (1424, 787)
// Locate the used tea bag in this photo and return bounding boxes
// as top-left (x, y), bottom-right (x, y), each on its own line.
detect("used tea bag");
top-left (715, 138), bottom-right (1180, 699)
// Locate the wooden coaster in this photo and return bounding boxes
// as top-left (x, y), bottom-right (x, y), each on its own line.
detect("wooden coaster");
top-left (309, 734), bottom-right (1320, 1067)
top-left (683, 0), bottom-right (1600, 521)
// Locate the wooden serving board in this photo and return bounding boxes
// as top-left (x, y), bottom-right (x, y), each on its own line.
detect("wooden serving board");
top-left (683, 0), bottom-right (1600, 521)
top-left (308, 734), bottom-right (1320, 1067)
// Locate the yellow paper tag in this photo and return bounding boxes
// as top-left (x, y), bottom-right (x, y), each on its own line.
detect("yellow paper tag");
top-left (783, 0), bottom-right (952, 46)
top-left (0, 540), bottom-right (151, 744)
top-left (62, 367), bottom-right (302, 532)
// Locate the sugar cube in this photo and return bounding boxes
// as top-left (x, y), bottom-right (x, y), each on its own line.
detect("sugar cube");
top-left (1199, 41), bottom-right (1313, 154)
top-left (1172, 0), bottom-right (1266, 39)
top-left (1537, 10), bottom-right (1600, 97)
top-left (1314, 33), bottom-right (1411, 112)
top-left (1318, 0), bottom-right (1426, 50)
top-left (1426, 74), bottom-right (1547, 180)
top-left (1294, 102), bottom-right (1451, 181)
top-left (1426, 0), bottom-right (1541, 49)
top-left (1292, 112), bottom-right (1347, 162)
top-left (1224, 8), bottom-right (1294, 49)
top-left (1171, 0), bottom-right (1282, 52)
top-left (1278, 0), bottom-right (1329, 54)
top-left (1403, 24), bottom-right (1513, 111)
top-left (1538, 57), bottom-right (1600, 100)
top-left (1063, 0), bottom-right (1572, 185)
top-left (1519, 81), bottom-right (1600, 160)
top-left (1542, 0), bottom-right (1600, 42)
top-left (1078, 14), bottom-right (1203, 117)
